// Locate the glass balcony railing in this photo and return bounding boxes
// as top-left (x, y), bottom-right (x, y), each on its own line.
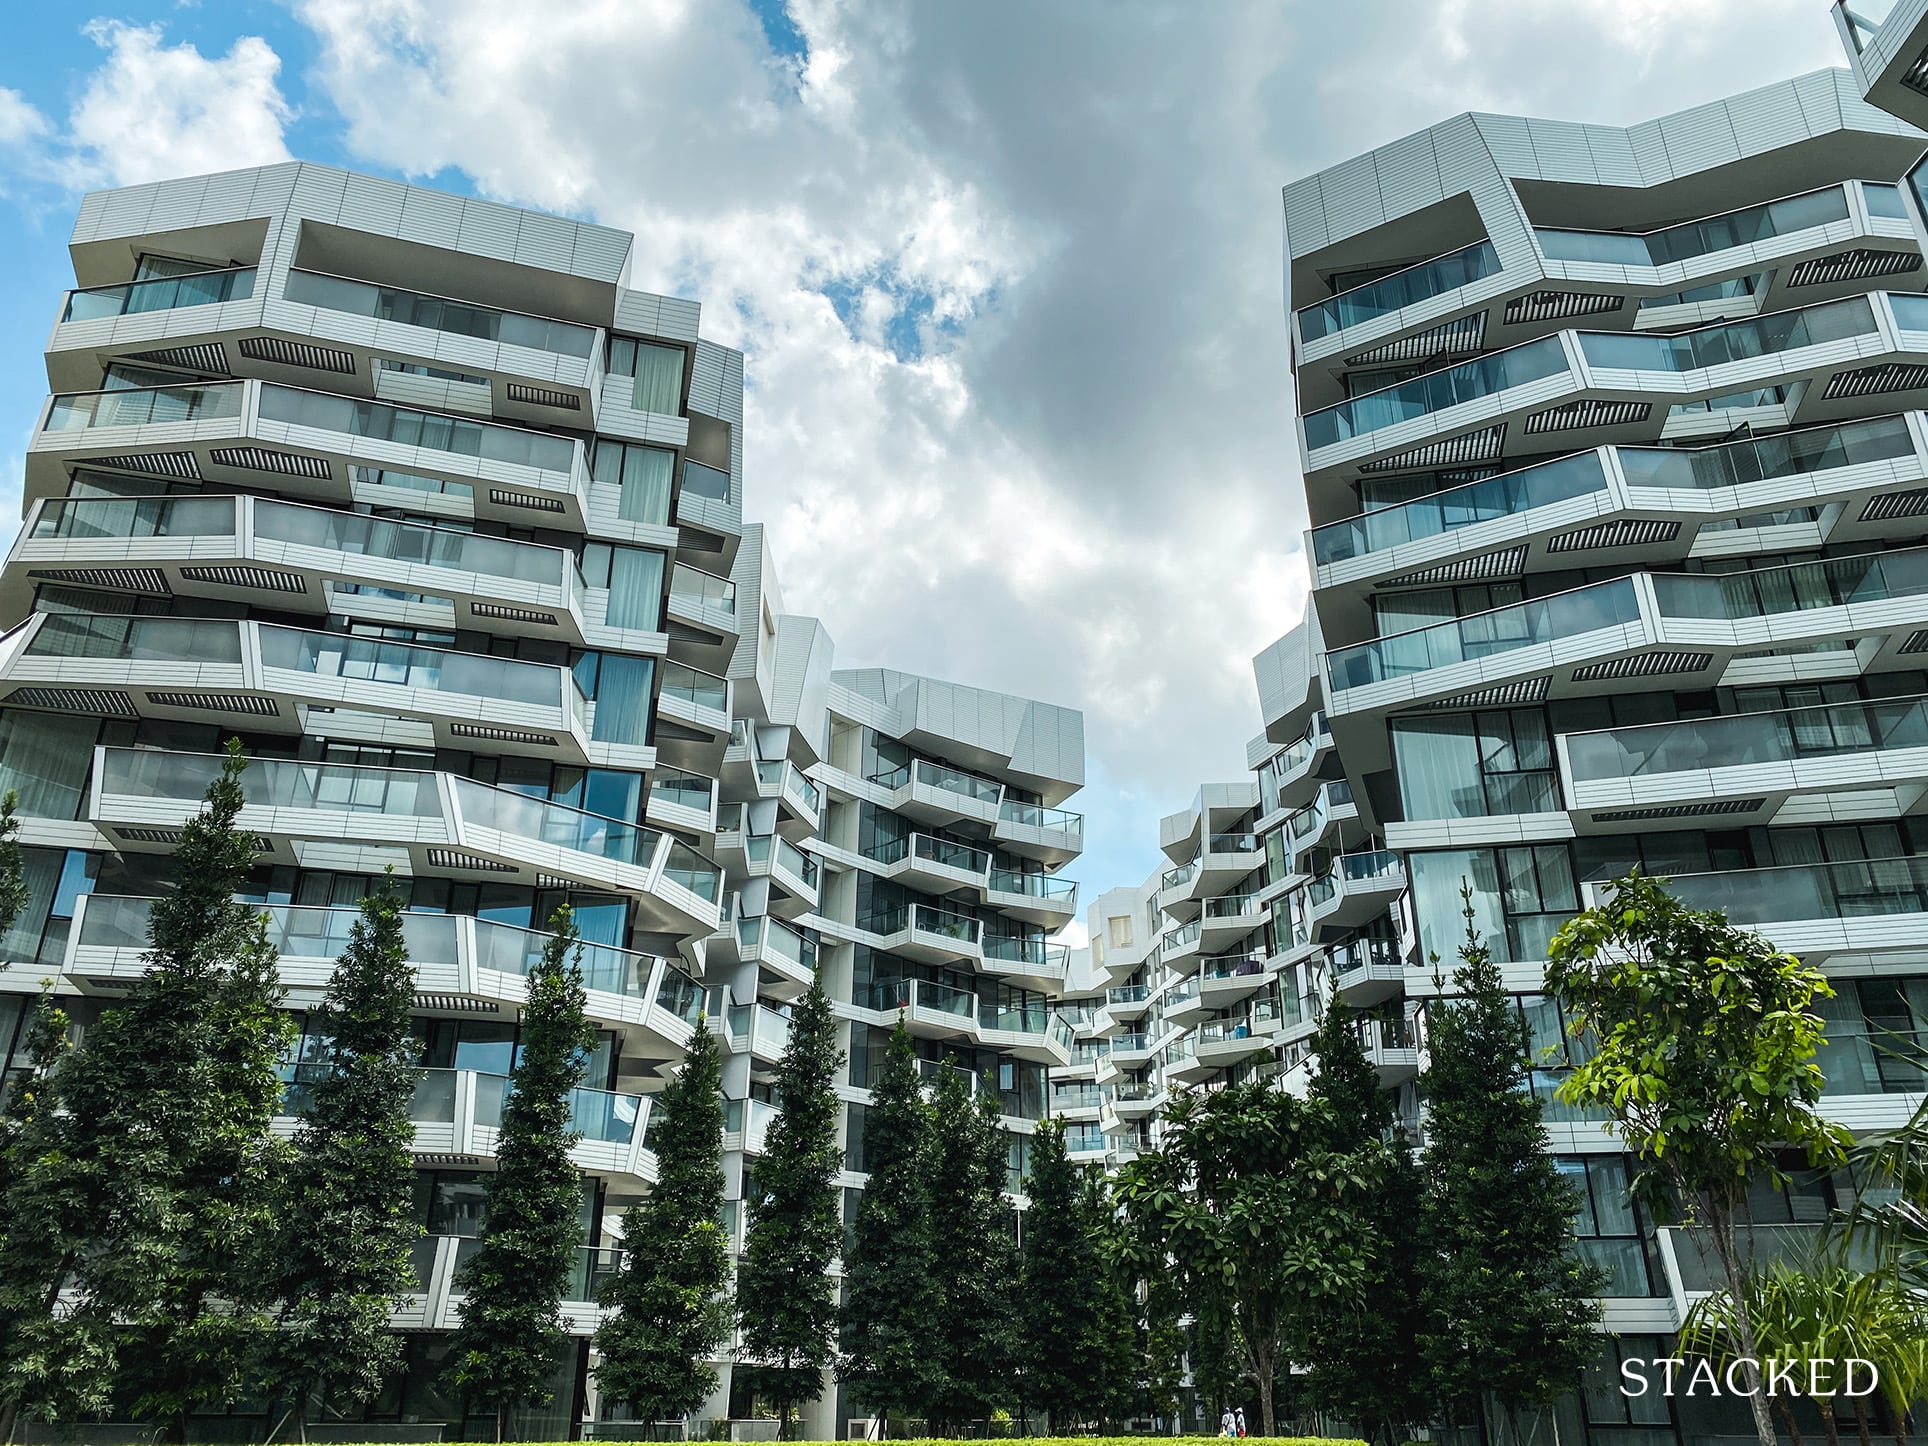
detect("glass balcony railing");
top-left (1817, 1021), bottom-right (1928, 1096)
top-left (1162, 919), bottom-right (1202, 951)
top-left (1109, 1033), bottom-right (1150, 1054)
top-left (1884, 293), bottom-right (1928, 333)
top-left (864, 832), bottom-right (990, 875)
top-left (1577, 296), bottom-right (1876, 373)
top-left (1338, 850), bottom-right (1403, 885)
top-left (1161, 857), bottom-right (1200, 891)
top-left (1660, 855), bottom-right (1928, 926)
top-left (913, 758), bottom-right (1003, 805)
top-left (45, 380), bottom-right (244, 431)
top-left (31, 494), bottom-right (238, 541)
top-left (648, 770), bottom-right (715, 814)
top-left (668, 562), bottom-right (737, 615)
top-left (984, 935), bottom-right (1069, 971)
top-left (281, 268), bottom-right (596, 358)
top-left (1327, 578), bottom-right (1640, 691)
top-left (746, 834), bottom-right (819, 890)
top-left (1538, 185), bottom-right (1852, 268)
top-left (258, 383), bottom-right (577, 473)
top-left (999, 799), bottom-right (1084, 833)
top-left (1052, 1084), bottom-right (1109, 1110)
top-left (258, 625), bottom-right (576, 710)
top-left (1617, 413), bottom-right (1916, 491)
top-left (1203, 893), bottom-right (1260, 919)
top-left (1203, 956), bottom-right (1265, 981)
top-left (1649, 546), bottom-right (1928, 621)
top-left (784, 765), bottom-right (822, 815)
top-left (914, 905), bottom-right (981, 945)
top-left (1313, 451), bottom-right (1610, 566)
top-left (25, 613), bottom-right (243, 665)
top-left (63, 265), bottom-right (257, 322)
top-left (1163, 980), bottom-right (1201, 1009)
top-left (989, 867), bottom-right (1076, 901)
top-left (256, 498), bottom-right (570, 585)
top-left (1107, 985), bottom-right (1151, 1005)
top-left (1303, 336), bottom-right (1569, 451)
top-left (1207, 831), bottom-right (1260, 855)
top-left (737, 914), bottom-right (818, 973)
top-left (1296, 240), bottom-right (1501, 342)
top-left (1567, 694), bottom-right (1928, 782)
top-left (659, 661), bottom-right (727, 713)
top-left (679, 459), bottom-right (732, 502)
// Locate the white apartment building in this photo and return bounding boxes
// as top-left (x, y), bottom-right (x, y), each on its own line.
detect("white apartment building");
top-left (0, 164), bottom-right (1083, 1440)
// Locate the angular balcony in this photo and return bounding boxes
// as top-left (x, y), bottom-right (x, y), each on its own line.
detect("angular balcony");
top-left (1562, 693), bottom-right (1928, 825)
top-left (1050, 1082), bottom-right (1108, 1121)
top-left (5, 492), bottom-right (602, 645)
top-left (1105, 1079), bottom-right (1167, 1120)
top-left (1199, 954), bottom-right (1269, 1009)
top-left (1606, 855), bottom-right (1928, 964)
top-left (1285, 779), bottom-right (1359, 870)
top-left (645, 768), bottom-right (717, 836)
top-left (874, 756), bottom-right (1006, 828)
top-left (722, 1097), bottom-right (780, 1156)
top-left (665, 562), bottom-right (739, 655)
top-left (1106, 1032), bottom-right (1157, 1068)
top-left (656, 660), bottom-right (730, 738)
top-left (1330, 936), bottom-right (1406, 1007)
top-left (1359, 1016), bottom-right (1421, 1085)
top-left (27, 379), bottom-right (599, 531)
top-left (68, 894), bottom-right (703, 1051)
top-left (1198, 891), bottom-right (1265, 951)
top-left (1161, 977), bottom-right (1206, 1025)
top-left (988, 864), bottom-right (1078, 926)
top-left (980, 932), bottom-right (1069, 990)
top-left (742, 832), bottom-right (820, 917)
top-left (1159, 917), bottom-right (1204, 975)
top-left (1198, 829), bottom-right (1265, 888)
top-left (1105, 983), bottom-right (1153, 1021)
top-left (735, 912), bottom-right (818, 998)
top-left (0, 612), bottom-right (604, 762)
top-left (1259, 712), bottom-right (1333, 815)
top-left (751, 756), bottom-right (823, 836)
top-left (1294, 240), bottom-right (1502, 353)
top-left (861, 831), bottom-right (991, 896)
top-left (993, 797), bottom-right (1083, 865)
top-left (1194, 1018), bottom-right (1270, 1070)
top-left (862, 978), bottom-right (1069, 1066)
top-left (87, 746), bottom-right (721, 933)
top-left (1306, 850), bottom-right (1406, 933)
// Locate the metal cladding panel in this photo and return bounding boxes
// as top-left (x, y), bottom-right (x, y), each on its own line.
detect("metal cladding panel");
top-left (1584, 126), bottom-right (1644, 187)
top-left (1372, 132), bottom-right (1444, 215)
top-left (515, 212), bottom-right (578, 271)
top-left (657, 296), bottom-right (703, 344)
top-left (1282, 183), bottom-right (1331, 259)
top-left (337, 172), bottom-right (411, 235)
top-left (396, 188), bottom-right (467, 250)
top-left (1656, 104), bottom-right (1744, 176)
top-left (457, 203), bottom-right (522, 260)
top-left (1721, 84), bottom-right (1817, 156)
top-left (146, 177), bottom-right (211, 232)
top-left (1011, 702), bottom-right (1086, 790)
top-left (1626, 119), bottom-right (1677, 187)
top-left (94, 184), bottom-right (162, 239)
top-left (1319, 158), bottom-right (1388, 240)
top-left (574, 227), bottom-right (632, 286)
top-left (1251, 616), bottom-right (1319, 731)
top-left (1794, 68), bottom-right (1852, 136)
top-left (768, 615), bottom-right (835, 746)
top-left (1525, 119), bottom-right (1599, 183)
top-left (1472, 114), bottom-right (1541, 179)
top-left (288, 166), bottom-right (350, 225)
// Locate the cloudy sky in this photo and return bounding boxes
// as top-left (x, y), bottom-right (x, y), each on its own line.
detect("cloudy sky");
top-left (0, 0), bottom-right (1850, 902)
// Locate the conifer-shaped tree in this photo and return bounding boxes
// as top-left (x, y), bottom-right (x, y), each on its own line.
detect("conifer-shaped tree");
top-left (838, 1019), bottom-right (941, 1425)
top-left (273, 877), bottom-right (422, 1440)
top-left (1019, 1118), bottom-right (1115, 1430)
top-left (925, 1066), bottom-right (1019, 1431)
top-left (44, 740), bottom-right (295, 1441)
top-left (736, 971), bottom-right (843, 1439)
top-left (595, 1012), bottom-right (731, 1424)
top-left (1424, 908), bottom-right (1602, 1441)
top-left (449, 905), bottom-right (597, 1443)
top-left (1304, 1002), bottom-right (1433, 1446)
top-left (0, 791), bottom-right (29, 948)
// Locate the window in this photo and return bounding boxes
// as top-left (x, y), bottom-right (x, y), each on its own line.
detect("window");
top-left (1556, 1154), bottom-right (1658, 1297)
top-left (580, 542), bottom-right (665, 631)
top-left (1391, 710), bottom-right (1560, 820)
top-left (604, 337), bottom-right (686, 415)
top-left (572, 651), bottom-right (656, 747)
top-left (588, 439), bottom-right (676, 526)
top-left (1409, 844), bottom-right (1576, 964)
top-left (1107, 914), bottom-right (1134, 949)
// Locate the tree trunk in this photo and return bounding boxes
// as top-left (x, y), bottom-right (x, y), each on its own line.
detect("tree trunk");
top-left (1854, 1400), bottom-right (1875, 1446)
top-left (1776, 1397), bottom-right (1805, 1446)
top-left (1824, 1403), bottom-right (1843, 1446)
top-left (1883, 1395), bottom-right (1907, 1446)
top-left (1707, 1208), bottom-right (1777, 1446)
top-left (1255, 1368), bottom-right (1275, 1439)
top-left (495, 1403), bottom-right (506, 1444)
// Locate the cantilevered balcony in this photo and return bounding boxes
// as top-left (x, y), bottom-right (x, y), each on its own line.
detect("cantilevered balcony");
top-left (1259, 713), bottom-right (1333, 815)
top-left (981, 933), bottom-right (1071, 990)
top-left (986, 865), bottom-right (1078, 926)
top-left (382, 1066), bottom-right (655, 1184)
top-left (1586, 855), bottom-right (1928, 964)
top-left (1194, 1018), bottom-right (1270, 1070)
top-left (1285, 779), bottom-right (1359, 870)
top-left (735, 912), bottom-right (818, 997)
top-left (1306, 850), bottom-right (1406, 933)
top-left (1310, 414), bottom-right (1928, 599)
top-left (1198, 954), bottom-right (1269, 1008)
top-left (0, 612), bottom-right (618, 763)
top-left (665, 562), bottom-right (739, 656)
top-left (742, 832), bottom-right (820, 917)
top-left (69, 894), bottom-right (702, 1051)
top-left (1301, 295), bottom-right (1923, 480)
top-left (1329, 936), bottom-right (1406, 1007)
top-left (1105, 983), bottom-right (1154, 1021)
top-left (1198, 891), bottom-right (1266, 951)
top-left (5, 492), bottom-right (599, 645)
top-left (1837, 0), bottom-right (1928, 133)
top-left (861, 978), bottom-right (1071, 1066)
top-left (750, 755), bottom-right (823, 836)
top-left (1562, 693), bottom-right (1928, 826)
top-left (1327, 545), bottom-right (1928, 716)
top-left (1160, 917), bottom-right (1204, 976)
top-left (84, 746), bottom-right (721, 932)
top-left (27, 379), bottom-right (607, 532)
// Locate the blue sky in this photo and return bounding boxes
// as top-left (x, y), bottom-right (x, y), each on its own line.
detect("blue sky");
top-left (0, 0), bottom-right (1853, 907)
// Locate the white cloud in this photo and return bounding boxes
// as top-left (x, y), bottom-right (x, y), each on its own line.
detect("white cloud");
top-left (60, 21), bottom-right (293, 189)
top-left (0, 87), bottom-right (50, 148)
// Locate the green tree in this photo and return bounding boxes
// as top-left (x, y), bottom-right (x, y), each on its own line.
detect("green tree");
top-left (1116, 1080), bottom-right (1374, 1435)
top-left (925, 1065), bottom-right (1020, 1431)
top-left (595, 1013), bottom-right (731, 1425)
top-left (44, 740), bottom-right (295, 1441)
top-left (0, 791), bottom-right (29, 947)
top-left (448, 905), bottom-right (597, 1443)
top-left (0, 988), bottom-right (110, 1438)
top-left (1547, 872), bottom-right (1850, 1446)
top-left (1425, 910), bottom-right (1601, 1444)
top-left (838, 1020), bottom-right (941, 1426)
top-left (1023, 1117), bottom-right (1129, 1430)
top-left (735, 971), bottom-right (843, 1439)
top-left (272, 878), bottom-right (422, 1440)
top-left (1303, 1002), bottom-right (1432, 1446)
top-left (1080, 1163), bottom-right (1142, 1429)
